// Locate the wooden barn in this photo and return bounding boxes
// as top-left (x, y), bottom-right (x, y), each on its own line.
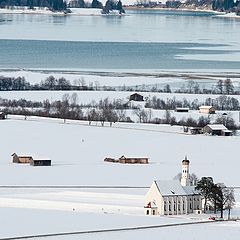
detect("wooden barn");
top-left (129, 93), bottom-right (144, 102)
top-left (0, 112), bottom-right (6, 119)
top-left (12, 153), bottom-right (33, 164)
top-left (118, 155), bottom-right (149, 164)
top-left (30, 158), bottom-right (51, 166)
top-left (199, 106), bottom-right (215, 114)
top-left (202, 124), bottom-right (232, 136)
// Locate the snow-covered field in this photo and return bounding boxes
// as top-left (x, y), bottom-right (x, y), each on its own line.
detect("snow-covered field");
top-left (0, 116), bottom-right (239, 186)
top-left (0, 116), bottom-right (239, 239)
top-left (1, 69), bottom-right (240, 239)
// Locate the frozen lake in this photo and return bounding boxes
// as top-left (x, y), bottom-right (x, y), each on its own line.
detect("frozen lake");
top-left (0, 10), bottom-right (239, 69)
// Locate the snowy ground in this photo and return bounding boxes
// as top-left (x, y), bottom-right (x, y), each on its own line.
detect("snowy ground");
top-left (0, 116), bottom-right (240, 239)
top-left (1, 69), bottom-right (240, 238)
top-left (0, 116), bottom-right (239, 187)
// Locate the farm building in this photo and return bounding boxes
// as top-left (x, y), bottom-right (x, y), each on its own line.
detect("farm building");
top-left (30, 158), bottom-right (51, 166)
top-left (129, 93), bottom-right (144, 102)
top-left (144, 157), bottom-right (202, 216)
top-left (12, 153), bottom-right (33, 164)
top-left (199, 106), bottom-right (215, 114)
top-left (104, 156), bottom-right (149, 164)
top-left (175, 107), bottom-right (189, 113)
top-left (0, 112), bottom-right (6, 119)
top-left (202, 124), bottom-right (232, 136)
top-left (119, 155), bottom-right (149, 164)
top-left (189, 127), bottom-right (202, 135)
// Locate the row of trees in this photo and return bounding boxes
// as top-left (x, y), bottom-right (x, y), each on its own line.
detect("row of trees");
top-left (145, 95), bottom-right (240, 111)
top-left (1, 94), bottom-right (239, 130)
top-left (134, 0), bottom-right (240, 13)
top-left (212, 0), bottom-right (240, 12)
top-left (0, 0), bottom-right (125, 13)
top-left (0, 0), bottom-right (67, 11)
top-left (0, 76), bottom-right (239, 96)
top-left (0, 94), bottom-right (133, 126)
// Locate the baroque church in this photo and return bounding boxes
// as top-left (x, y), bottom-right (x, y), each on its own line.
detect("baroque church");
top-left (144, 157), bottom-right (202, 215)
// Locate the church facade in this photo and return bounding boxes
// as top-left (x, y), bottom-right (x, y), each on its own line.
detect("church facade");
top-left (144, 157), bottom-right (202, 216)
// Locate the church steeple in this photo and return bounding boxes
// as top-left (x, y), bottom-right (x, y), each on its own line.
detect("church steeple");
top-left (181, 156), bottom-right (191, 186)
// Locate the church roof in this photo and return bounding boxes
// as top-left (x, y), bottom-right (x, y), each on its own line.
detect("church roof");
top-left (154, 180), bottom-right (199, 196)
top-left (155, 180), bottom-right (186, 196)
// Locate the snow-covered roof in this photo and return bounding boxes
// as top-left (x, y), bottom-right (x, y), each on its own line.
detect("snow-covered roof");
top-left (206, 124), bottom-right (228, 130)
top-left (155, 180), bottom-right (199, 196)
top-left (33, 157), bottom-right (51, 161)
top-left (183, 186), bottom-right (199, 195)
top-left (155, 180), bottom-right (187, 196)
top-left (199, 105), bottom-right (214, 109)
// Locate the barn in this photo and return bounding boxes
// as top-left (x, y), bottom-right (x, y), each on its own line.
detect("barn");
top-left (0, 112), bottom-right (6, 120)
top-left (12, 153), bottom-right (33, 164)
top-left (199, 106), bottom-right (215, 114)
top-left (129, 93), bottom-right (144, 102)
top-left (202, 124), bottom-right (232, 136)
top-left (30, 158), bottom-right (52, 166)
top-left (119, 155), bottom-right (149, 164)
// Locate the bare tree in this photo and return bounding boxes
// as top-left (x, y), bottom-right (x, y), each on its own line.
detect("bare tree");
top-left (216, 79), bottom-right (224, 94)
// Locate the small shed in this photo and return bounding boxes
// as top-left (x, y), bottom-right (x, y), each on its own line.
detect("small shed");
top-left (0, 112), bottom-right (6, 119)
top-left (202, 124), bottom-right (232, 136)
top-left (118, 155), bottom-right (149, 164)
top-left (30, 158), bottom-right (51, 166)
top-left (129, 93), bottom-right (144, 102)
top-left (12, 153), bottom-right (33, 164)
top-left (189, 127), bottom-right (202, 135)
top-left (199, 106), bottom-right (215, 114)
top-left (175, 107), bottom-right (189, 113)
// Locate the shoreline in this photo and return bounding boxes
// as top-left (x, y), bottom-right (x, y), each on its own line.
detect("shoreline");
top-left (0, 8), bottom-right (125, 16)
top-left (125, 6), bottom-right (240, 18)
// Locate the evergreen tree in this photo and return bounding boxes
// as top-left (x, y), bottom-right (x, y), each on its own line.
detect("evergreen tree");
top-left (91, 0), bottom-right (102, 8)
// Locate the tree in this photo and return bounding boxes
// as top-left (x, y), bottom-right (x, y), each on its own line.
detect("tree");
top-left (87, 109), bottom-right (99, 125)
top-left (195, 177), bottom-right (215, 213)
top-left (116, 0), bottom-right (125, 13)
top-left (163, 84), bottom-right (171, 93)
top-left (133, 108), bottom-right (147, 123)
top-left (216, 80), bottom-right (224, 94)
top-left (224, 78), bottom-right (234, 95)
top-left (213, 183), bottom-right (235, 218)
top-left (91, 0), bottom-right (102, 8)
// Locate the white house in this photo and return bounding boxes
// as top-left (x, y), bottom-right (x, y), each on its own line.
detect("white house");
top-left (144, 157), bottom-right (202, 216)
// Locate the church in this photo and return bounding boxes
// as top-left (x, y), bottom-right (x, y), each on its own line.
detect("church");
top-left (144, 157), bottom-right (202, 216)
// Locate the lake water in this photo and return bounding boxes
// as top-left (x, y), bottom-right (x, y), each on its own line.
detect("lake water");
top-left (0, 10), bottom-right (239, 69)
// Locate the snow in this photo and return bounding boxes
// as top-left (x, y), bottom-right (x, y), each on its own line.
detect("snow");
top-left (215, 12), bottom-right (240, 19)
top-left (0, 116), bottom-right (240, 187)
top-left (0, 116), bottom-right (239, 239)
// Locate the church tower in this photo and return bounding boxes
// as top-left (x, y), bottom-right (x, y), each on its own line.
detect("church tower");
top-left (181, 156), bottom-right (191, 186)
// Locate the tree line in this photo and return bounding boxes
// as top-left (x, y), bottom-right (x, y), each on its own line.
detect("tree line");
top-left (0, 0), bottom-right (125, 13)
top-left (145, 95), bottom-right (240, 111)
top-left (1, 94), bottom-right (239, 130)
top-left (1, 76), bottom-right (239, 97)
